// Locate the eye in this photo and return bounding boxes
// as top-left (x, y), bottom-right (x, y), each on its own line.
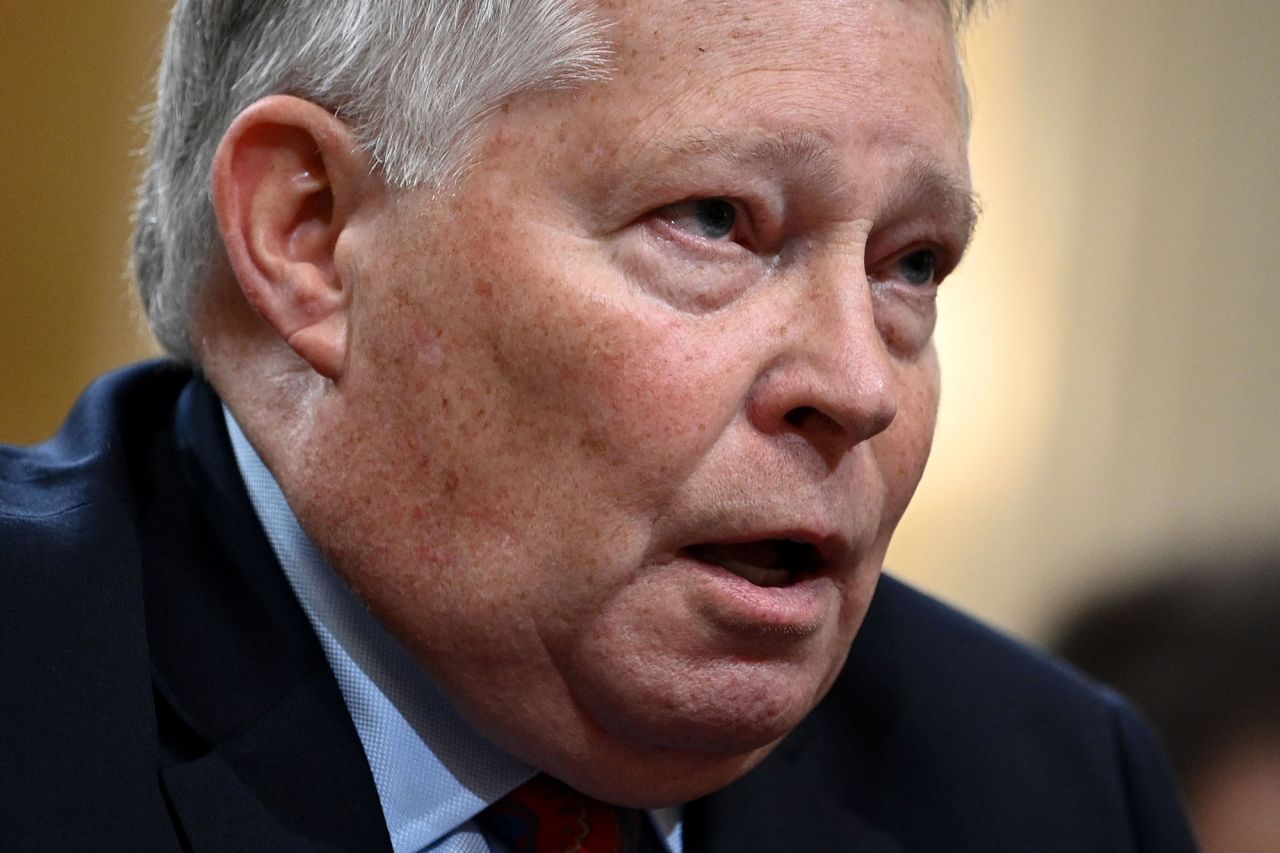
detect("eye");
top-left (896, 248), bottom-right (939, 286)
top-left (659, 198), bottom-right (740, 241)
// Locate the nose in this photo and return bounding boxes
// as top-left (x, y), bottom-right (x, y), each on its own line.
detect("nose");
top-left (745, 268), bottom-right (898, 464)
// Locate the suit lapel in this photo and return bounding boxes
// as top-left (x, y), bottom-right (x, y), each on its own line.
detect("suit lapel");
top-left (143, 376), bottom-right (391, 852)
top-left (159, 668), bottom-right (388, 853)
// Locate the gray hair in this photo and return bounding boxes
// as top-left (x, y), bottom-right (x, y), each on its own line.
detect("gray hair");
top-left (133, 0), bottom-right (982, 364)
top-left (134, 0), bottom-right (612, 364)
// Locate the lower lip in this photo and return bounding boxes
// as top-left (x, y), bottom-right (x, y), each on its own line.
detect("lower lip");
top-left (682, 555), bottom-right (838, 638)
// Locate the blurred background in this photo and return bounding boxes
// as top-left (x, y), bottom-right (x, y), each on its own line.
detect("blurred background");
top-left (1, 4), bottom-right (167, 441)
top-left (3, 4), bottom-right (1278, 637)
top-left (3, 2), bottom-right (1278, 848)
top-left (890, 0), bottom-right (1280, 639)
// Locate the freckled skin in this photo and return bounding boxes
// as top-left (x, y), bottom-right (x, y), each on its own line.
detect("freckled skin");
top-left (266, 0), bottom-right (969, 807)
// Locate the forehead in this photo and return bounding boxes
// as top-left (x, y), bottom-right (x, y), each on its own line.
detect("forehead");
top-left (513, 0), bottom-right (971, 215)
top-left (573, 0), bottom-right (961, 148)
top-left (594, 0), bottom-right (961, 87)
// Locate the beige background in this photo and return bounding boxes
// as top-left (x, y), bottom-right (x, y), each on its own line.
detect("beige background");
top-left (3, 1), bottom-right (1277, 641)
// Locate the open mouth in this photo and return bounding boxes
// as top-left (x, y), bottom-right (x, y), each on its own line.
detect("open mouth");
top-left (684, 539), bottom-right (825, 588)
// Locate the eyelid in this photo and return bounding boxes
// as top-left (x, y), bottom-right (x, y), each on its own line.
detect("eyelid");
top-left (866, 246), bottom-right (944, 293)
top-left (651, 196), bottom-right (760, 253)
top-left (872, 225), bottom-right (964, 285)
top-left (919, 242), bottom-right (961, 281)
top-left (899, 248), bottom-right (941, 286)
top-left (661, 198), bottom-right (736, 235)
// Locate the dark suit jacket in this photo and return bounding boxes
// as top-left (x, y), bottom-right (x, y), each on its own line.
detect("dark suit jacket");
top-left (1, 362), bottom-right (1198, 852)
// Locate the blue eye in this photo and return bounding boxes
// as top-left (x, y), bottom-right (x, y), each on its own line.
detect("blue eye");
top-left (897, 249), bottom-right (938, 286)
top-left (692, 199), bottom-right (736, 239)
top-left (660, 198), bottom-right (739, 241)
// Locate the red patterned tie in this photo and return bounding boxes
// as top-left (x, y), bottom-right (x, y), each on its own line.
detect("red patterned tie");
top-left (481, 774), bottom-right (646, 853)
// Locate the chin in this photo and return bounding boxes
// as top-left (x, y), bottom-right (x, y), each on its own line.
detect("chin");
top-left (598, 684), bottom-right (817, 756)
top-left (570, 622), bottom-right (850, 749)
top-left (534, 665), bottom-right (832, 806)
top-left (455, 659), bottom-right (827, 808)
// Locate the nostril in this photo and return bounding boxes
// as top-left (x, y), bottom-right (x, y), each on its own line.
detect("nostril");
top-left (784, 406), bottom-right (819, 430)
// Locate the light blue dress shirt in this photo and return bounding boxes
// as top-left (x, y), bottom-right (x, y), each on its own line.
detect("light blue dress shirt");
top-left (225, 411), bottom-right (682, 853)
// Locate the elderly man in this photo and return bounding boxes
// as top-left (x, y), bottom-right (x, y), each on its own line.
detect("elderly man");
top-left (2, 0), bottom-right (1196, 851)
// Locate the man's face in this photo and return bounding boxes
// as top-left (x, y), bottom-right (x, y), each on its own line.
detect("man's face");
top-left (298, 0), bottom-right (971, 804)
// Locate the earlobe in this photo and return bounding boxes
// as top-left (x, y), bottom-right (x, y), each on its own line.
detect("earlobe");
top-left (212, 95), bottom-right (370, 380)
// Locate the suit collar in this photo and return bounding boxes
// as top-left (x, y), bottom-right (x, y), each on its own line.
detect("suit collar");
top-left (143, 374), bottom-right (391, 852)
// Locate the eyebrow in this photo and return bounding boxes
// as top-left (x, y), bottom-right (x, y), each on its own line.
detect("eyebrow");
top-left (626, 128), bottom-right (981, 248)
top-left (882, 159), bottom-right (982, 253)
top-left (652, 128), bottom-right (847, 187)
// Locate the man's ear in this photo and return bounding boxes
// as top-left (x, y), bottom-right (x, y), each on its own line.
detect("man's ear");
top-left (211, 95), bottom-right (376, 380)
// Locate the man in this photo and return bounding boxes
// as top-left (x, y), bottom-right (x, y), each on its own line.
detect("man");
top-left (1, 0), bottom-right (1196, 851)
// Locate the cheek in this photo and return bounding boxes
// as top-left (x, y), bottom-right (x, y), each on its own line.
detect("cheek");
top-left (480, 272), bottom-right (746, 490)
top-left (357, 251), bottom-right (752, 587)
top-left (873, 286), bottom-right (939, 358)
top-left (873, 353), bottom-right (940, 524)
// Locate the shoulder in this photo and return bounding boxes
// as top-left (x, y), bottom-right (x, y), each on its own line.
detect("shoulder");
top-left (0, 359), bottom-right (205, 652)
top-left (0, 361), bottom-right (196, 850)
top-left (845, 573), bottom-right (1109, 718)
top-left (0, 360), bottom-right (197, 611)
top-left (0, 355), bottom-right (197, 654)
top-left (834, 574), bottom-right (1137, 779)
top-left (0, 360), bottom-right (193, 525)
top-left (689, 575), bottom-right (1196, 851)
top-left (0, 358), bottom-right (204, 659)
top-left (808, 574), bottom-right (1197, 851)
